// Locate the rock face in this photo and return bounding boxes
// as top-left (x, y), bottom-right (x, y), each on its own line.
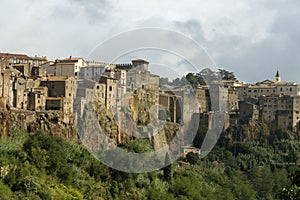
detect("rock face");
top-left (0, 107), bottom-right (77, 140)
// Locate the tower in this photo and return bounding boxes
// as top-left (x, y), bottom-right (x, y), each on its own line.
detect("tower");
top-left (275, 70), bottom-right (281, 82)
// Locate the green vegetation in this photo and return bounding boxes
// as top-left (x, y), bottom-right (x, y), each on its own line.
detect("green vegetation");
top-left (0, 127), bottom-right (299, 199)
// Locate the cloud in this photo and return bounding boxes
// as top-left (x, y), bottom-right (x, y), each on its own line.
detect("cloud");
top-left (0, 0), bottom-right (300, 83)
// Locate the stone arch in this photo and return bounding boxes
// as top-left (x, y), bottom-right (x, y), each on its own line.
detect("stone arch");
top-left (175, 98), bottom-right (182, 123)
top-left (169, 96), bottom-right (175, 123)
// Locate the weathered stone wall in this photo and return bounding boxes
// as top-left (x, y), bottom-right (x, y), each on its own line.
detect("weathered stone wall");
top-left (0, 107), bottom-right (77, 140)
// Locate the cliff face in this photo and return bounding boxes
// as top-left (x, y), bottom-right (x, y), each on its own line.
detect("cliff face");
top-left (0, 108), bottom-right (77, 140)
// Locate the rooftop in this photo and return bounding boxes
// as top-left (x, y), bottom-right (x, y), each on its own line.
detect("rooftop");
top-left (0, 53), bottom-right (31, 60)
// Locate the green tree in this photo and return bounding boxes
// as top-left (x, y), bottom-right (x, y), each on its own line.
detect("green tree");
top-left (279, 170), bottom-right (300, 200)
top-left (163, 153), bottom-right (173, 183)
top-left (218, 69), bottom-right (238, 81)
top-left (186, 152), bottom-right (199, 165)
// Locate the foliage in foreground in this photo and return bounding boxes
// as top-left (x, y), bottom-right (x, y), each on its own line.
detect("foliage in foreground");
top-left (0, 127), bottom-right (299, 199)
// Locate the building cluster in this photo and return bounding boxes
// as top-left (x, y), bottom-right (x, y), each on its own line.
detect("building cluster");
top-left (0, 53), bottom-right (184, 132)
top-left (1, 52), bottom-right (300, 134)
top-left (0, 53), bottom-right (78, 119)
top-left (196, 71), bottom-right (300, 132)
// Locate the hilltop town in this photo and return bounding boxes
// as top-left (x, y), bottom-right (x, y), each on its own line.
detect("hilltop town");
top-left (0, 52), bottom-right (300, 141)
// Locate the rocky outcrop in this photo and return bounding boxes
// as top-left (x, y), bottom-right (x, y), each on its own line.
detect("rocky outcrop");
top-left (0, 107), bottom-right (77, 140)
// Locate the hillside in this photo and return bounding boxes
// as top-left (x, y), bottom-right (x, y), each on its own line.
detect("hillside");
top-left (0, 127), bottom-right (299, 199)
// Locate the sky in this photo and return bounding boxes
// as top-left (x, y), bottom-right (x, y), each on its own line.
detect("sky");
top-left (1, 0), bottom-right (300, 83)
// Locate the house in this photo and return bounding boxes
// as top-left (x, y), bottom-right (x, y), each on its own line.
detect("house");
top-left (28, 86), bottom-right (48, 111)
top-left (237, 71), bottom-right (300, 100)
top-left (99, 75), bottom-right (118, 111)
top-left (0, 53), bottom-right (47, 78)
top-left (239, 101), bottom-right (259, 124)
top-left (116, 59), bottom-right (159, 92)
top-left (0, 53), bottom-right (31, 65)
top-left (40, 76), bottom-right (76, 114)
top-left (42, 57), bottom-right (87, 78)
top-left (258, 95), bottom-right (300, 131)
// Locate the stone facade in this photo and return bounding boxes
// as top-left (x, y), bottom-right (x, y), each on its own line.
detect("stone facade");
top-left (42, 57), bottom-right (87, 78)
top-left (40, 76), bottom-right (76, 115)
top-left (237, 72), bottom-right (300, 101)
top-left (258, 95), bottom-right (300, 131)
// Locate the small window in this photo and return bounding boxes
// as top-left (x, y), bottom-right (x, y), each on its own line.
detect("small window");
top-left (109, 86), bottom-right (112, 91)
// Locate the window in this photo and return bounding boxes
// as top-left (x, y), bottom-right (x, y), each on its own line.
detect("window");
top-left (37, 94), bottom-right (41, 99)
top-left (97, 85), bottom-right (99, 89)
top-left (109, 86), bottom-right (112, 91)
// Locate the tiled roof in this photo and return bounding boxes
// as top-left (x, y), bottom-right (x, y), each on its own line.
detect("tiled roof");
top-left (0, 53), bottom-right (31, 60)
top-left (271, 82), bottom-right (297, 86)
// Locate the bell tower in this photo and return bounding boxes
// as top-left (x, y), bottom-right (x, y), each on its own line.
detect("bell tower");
top-left (275, 70), bottom-right (281, 82)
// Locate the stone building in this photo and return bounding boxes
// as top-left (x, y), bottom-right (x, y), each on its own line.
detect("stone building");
top-left (228, 87), bottom-right (239, 111)
top-left (158, 90), bottom-right (182, 123)
top-left (116, 59), bottom-right (159, 93)
top-left (0, 53), bottom-right (31, 65)
top-left (0, 53), bottom-right (47, 78)
top-left (0, 67), bottom-right (28, 109)
top-left (196, 86), bottom-right (210, 113)
top-left (238, 101), bottom-right (259, 124)
top-left (74, 78), bottom-right (106, 118)
top-left (79, 65), bottom-right (106, 81)
top-left (40, 76), bottom-right (76, 114)
top-left (28, 86), bottom-right (48, 111)
top-left (42, 57), bottom-right (87, 77)
top-left (258, 95), bottom-right (300, 131)
top-left (99, 75), bottom-right (118, 111)
top-left (29, 55), bottom-right (48, 67)
top-left (237, 71), bottom-right (300, 101)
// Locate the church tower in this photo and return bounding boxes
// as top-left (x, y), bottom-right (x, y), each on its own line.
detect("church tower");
top-left (275, 70), bottom-right (281, 82)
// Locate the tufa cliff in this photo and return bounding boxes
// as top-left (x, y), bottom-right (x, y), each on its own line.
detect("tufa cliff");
top-left (0, 107), bottom-right (77, 140)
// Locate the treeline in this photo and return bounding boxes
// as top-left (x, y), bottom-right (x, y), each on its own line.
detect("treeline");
top-left (0, 127), bottom-right (299, 199)
top-left (160, 68), bottom-right (237, 87)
